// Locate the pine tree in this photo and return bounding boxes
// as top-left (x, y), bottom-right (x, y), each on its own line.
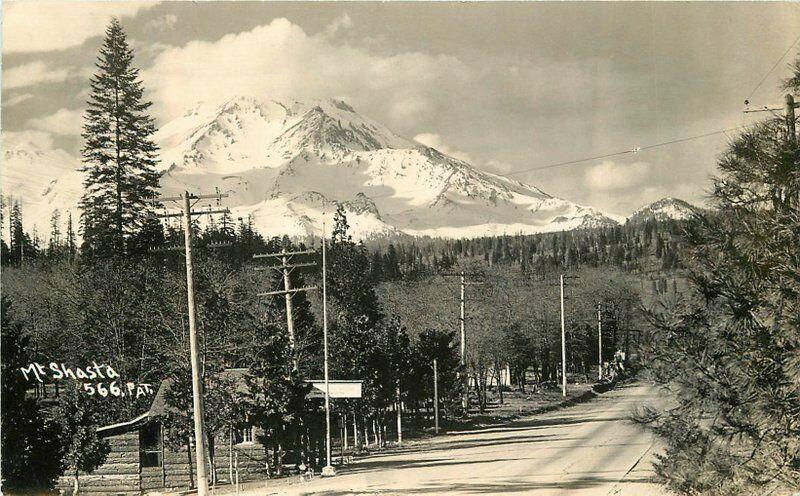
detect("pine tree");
top-left (49, 209), bottom-right (62, 257)
top-left (8, 200), bottom-right (33, 265)
top-left (9, 201), bottom-right (22, 264)
top-left (65, 212), bottom-right (77, 260)
top-left (640, 61), bottom-right (800, 494)
top-left (0, 197), bottom-right (6, 265)
top-left (54, 384), bottom-right (110, 495)
top-left (332, 205), bottom-right (351, 243)
top-left (219, 209), bottom-right (234, 238)
top-left (79, 18), bottom-right (160, 257)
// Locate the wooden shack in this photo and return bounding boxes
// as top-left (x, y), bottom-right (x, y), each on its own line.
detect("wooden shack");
top-left (57, 369), bottom-right (269, 495)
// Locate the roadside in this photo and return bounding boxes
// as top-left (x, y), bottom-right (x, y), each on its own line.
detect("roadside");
top-left (234, 380), bottom-right (667, 496)
top-left (193, 379), bottom-right (625, 496)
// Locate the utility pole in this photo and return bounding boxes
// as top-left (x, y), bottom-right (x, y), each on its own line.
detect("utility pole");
top-left (460, 271), bottom-right (466, 374)
top-left (321, 217), bottom-right (335, 477)
top-left (744, 93), bottom-right (799, 143)
top-left (443, 271), bottom-right (484, 414)
top-left (396, 379), bottom-right (403, 446)
top-left (433, 358), bottom-right (440, 434)
top-left (253, 248), bottom-right (317, 370)
top-left (597, 302), bottom-right (603, 381)
top-left (560, 274), bottom-right (567, 397)
top-left (460, 271), bottom-right (466, 411)
top-left (152, 191), bottom-right (229, 496)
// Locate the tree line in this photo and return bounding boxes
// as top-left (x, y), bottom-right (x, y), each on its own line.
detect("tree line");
top-left (1, 16), bottom-right (667, 495)
top-left (634, 59), bottom-right (800, 495)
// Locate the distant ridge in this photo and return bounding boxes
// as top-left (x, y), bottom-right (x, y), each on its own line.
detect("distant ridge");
top-left (628, 197), bottom-right (700, 223)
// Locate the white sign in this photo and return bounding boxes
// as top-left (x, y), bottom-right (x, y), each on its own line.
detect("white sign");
top-left (305, 380), bottom-right (362, 399)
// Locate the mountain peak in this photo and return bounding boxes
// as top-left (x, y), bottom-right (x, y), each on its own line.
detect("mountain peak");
top-left (278, 98), bottom-right (415, 153)
top-left (629, 197), bottom-right (698, 222)
top-left (8, 96), bottom-right (621, 241)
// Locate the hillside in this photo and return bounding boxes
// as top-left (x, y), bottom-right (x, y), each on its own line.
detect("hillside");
top-left (628, 197), bottom-right (699, 223)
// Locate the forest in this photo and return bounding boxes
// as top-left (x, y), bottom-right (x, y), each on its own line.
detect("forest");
top-left (1, 193), bottom-right (680, 491)
top-left (5, 14), bottom-right (798, 496)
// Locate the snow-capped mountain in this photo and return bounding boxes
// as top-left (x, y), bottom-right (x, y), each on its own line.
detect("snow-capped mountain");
top-left (3, 97), bottom-right (619, 240)
top-left (1, 136), bottom-right (83, 238)
top-left (628, 197), bottom-right (699, 223)
top-left (157, 96), bottom-right (618, 238)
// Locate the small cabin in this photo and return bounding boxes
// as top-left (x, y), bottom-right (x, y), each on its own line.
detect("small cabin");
top-left (57, 369), bottom-right (269, 495)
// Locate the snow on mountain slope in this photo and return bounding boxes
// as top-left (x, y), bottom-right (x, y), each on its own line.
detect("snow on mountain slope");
top-left (1, 137), bottom-right (83, 241)
top-left (158, 97), bottom-right (618, 238)
top-left (157, 97), bottom-right (415, 175)
top-left (3, 97), bottom-right (619, 241)
top-left (628, 197), bottom-right (699, 223)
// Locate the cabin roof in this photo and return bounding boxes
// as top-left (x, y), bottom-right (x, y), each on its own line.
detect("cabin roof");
top-left (96, 368), bottom-right (251, 437)
top-left (95, 368), bottom-right (359, 437)
top-left (146, 368), bottom-right (250, 418)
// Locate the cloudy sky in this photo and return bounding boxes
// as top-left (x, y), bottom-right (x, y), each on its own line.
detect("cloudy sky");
top-left (3, 1), bottom-right (800, 215)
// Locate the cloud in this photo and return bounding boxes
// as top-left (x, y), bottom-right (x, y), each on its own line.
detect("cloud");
top-left (2, 1), bottom-right (155, 53)
top-left (2, 130), bottom-right (56, 150)
top-left (413, 133), bottom-right (473, 162)
top-left (143, 18), bottom-right (472, 126)
top-left (584, 160), bottom-right (650, 191)
top-left (485, 159), bottom-right (514, 173)
top-left (582, 179), bottom-right (704, 217)
top-left (145, 14), bottom-right (179, 34)
top-left (3, 92), bottom-right (34, 107)
top-left (324, 13), bottom-right (353, 37)
top-left (3, 61), bottom-right (72, 89)
top-left (28, 108), bottom-right (84, 136)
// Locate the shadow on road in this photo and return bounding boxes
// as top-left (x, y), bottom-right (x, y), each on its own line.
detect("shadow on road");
top-left (299, 475), bottom-right (658, 495)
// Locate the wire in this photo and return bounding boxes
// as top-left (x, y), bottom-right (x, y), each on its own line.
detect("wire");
top-left (506, 127), bottom-right (746, 177)
top-left (365, 124), bottom-right (748, 201)
top-left (745, 31), bottom-right (800, 102)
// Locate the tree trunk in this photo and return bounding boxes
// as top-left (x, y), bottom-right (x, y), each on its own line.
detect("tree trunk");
top-left (493, 362), bottom-right (504, 405)
top-left (187, 437), bottom-right (195, 489)
top-left (343, 413), bottom-right (349, 449)
top-left (276, 443), bottom-right (284, 476)
top-left (72, 470), bottom-right (80, 496)
top-left (208, 437), bottom-right (216, 487)
top-left (353, 414), bottom-right (359, 451)
top-left (229, 429), bottom-right (234, 485)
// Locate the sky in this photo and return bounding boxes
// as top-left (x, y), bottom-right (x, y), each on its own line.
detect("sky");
top-left (2, 1), bottom-right (800, 216)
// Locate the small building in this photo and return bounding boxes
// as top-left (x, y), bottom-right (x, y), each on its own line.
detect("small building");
top-left (57, 369), bottom-right (268, 495)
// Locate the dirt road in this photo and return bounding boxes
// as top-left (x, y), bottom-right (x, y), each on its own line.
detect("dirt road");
top-left (258, 382), bottom-right (670, 495)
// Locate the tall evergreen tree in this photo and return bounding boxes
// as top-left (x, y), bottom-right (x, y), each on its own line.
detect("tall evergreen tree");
top-left (79, 18), bottom-right (161, 257)
top-left (49, 209), bottom-right (62, 257)
top-left (640, 62), bottom-right (800, 494)
top-left (8, 200), bottom-right (34, 264)
top-left (65, 212), bottom-right (77, 260)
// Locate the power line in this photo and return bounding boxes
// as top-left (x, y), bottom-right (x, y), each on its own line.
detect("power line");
top-left (364, 124), bottom-right (748, 202)
top-left (745, 31), bottom-right (800, 103)
top-left (505, 127), bottom-right (745, 177)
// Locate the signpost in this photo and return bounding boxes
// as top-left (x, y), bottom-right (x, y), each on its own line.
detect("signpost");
top-left (433, 359), bottom-right (440, 434)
